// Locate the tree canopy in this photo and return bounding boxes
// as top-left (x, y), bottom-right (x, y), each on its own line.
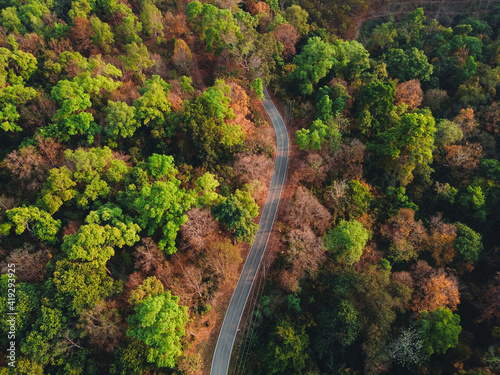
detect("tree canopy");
top-left (127, 291), bottom-right (188, 368)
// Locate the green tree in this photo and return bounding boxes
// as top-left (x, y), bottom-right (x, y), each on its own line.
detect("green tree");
top-left (44, 74), bottom-right (121, 143)
top-left (459, 185), bottom-right (487, 222)
top-left (454, 222), bottom-right (483, 263)
top-left (0, 277), bottom-right (38, 342)
top-left (325, 220), bottom-right (370, 265)
top-left (434, 119), bottom-right (463, 148)
top-left (37, 147), bottom-right (129, 213)
top-left (336, 40), bottom-right (370, 81)
top-left (1, 7), bottom-right (24, 34)
top-left (62, 211), bottom-right (140, 265)
top-left (481, 159), bottom-right (500, 181)
top-left (111, 339), bottom-right (149, 375)
top-left (129, 154), bottom-right (196, 253)
top-left (295, 117), bottom-right (341, 152)
top-left (68, 146), bottom-right (129, 181)
top-left (285, 5), bottom-right (309, 36)
top-left (187, 1), bottom-right (242, 53)
top-left (133, 180), bottom-right (195, 252)
top-left (385, 48), bottom-right (433, 82)
top-left (0, 47), bottom-right (37, 86)
top-left (415, 307), bottom-right (461, 356)
top-left (180, 76), bottom-right (194, 93)
top-left (146, 153), bottom-right (177, 180)
top-left (195, 172), bottom-right (220, 207)
top-left (250, 78), bottom-right (264, 99)
top-left (52, 259), bottom-right (118, 313)
top-left (37, 167), bottom-right (77, 214)
top-left (68, 0), bottom-right (92, 20)
top-left (345, 180), bottom-right (374, 219)
top-left (129, 276), bottom-right (164, 305)
top-left (90, 16), bottom-right (114, 53)
top-left (314, 299), bottom-right (360, 361)
top-left (0, 46), bottom-right (38, 132)
top-left (120, 42), bottom-right (154, 76)
top-left (368, 22), bottom-right (397, 52)
top-left (355, 80), bottom-right (396, 135)
top-left (140, 0), bottom-right (163, 37)
top-left (127, 291), bottom-right (188, 368)
top-left (264, 320), bottom-right (309, 374)
top-left (65, 147), bottom-right (130, 208)
top-left (316, 94), bottom-right (333, 123)
top-left (395, 8), bottom-right (426, 48)
top-left (46, 79), bottom-right (96, 143)
top-left (290, 37), bottom-right (339, 96)
top-left (0, 84), bottom-right (38, 130)
top-left (117, 15), bottom-right (143, 44)
top-left (350, 268), bottom-right (412, 369)
top-left (16, 0), bottom-right (52, 33)
top-left (134, 75), bottom-right (172, 132)
top-left (20, 306), bottom-right (66, 365)
top-left (368, 109), bottom-right (436, 186)
top-left (4, 206), bottom-right (61, 244)
top-left (211, 189), bottom-right (258, 242)
top-left (105, 100), bottom-right (139, 139)
top-left (183, 81), bottom-right (244, 165)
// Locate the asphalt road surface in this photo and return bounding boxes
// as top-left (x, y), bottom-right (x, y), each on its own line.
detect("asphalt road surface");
top-left (210, 87), bottom-right (289, 375)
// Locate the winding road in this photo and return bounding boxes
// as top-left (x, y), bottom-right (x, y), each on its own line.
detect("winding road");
top-left (210, 88), bottom-right (289, 375)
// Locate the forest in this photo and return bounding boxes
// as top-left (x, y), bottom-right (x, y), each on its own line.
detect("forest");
top-left (0, 0), bottom-right (499, 374)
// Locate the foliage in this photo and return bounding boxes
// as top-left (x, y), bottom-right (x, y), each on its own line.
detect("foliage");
top-left (368, 109), bottom-right (436, 186)
top-left (290, 37), bottom-right (340, 96)
top-left (296, 117), bottom-right (341, 152)
top-left (134, 75), bottom-right (172, 130)
top-left (140, 0), bottom-right (163, 37)
top-left (4, 206), bottom-right (61, 244)
top-left (381, 208), bottom-right (426, 262)
top-left (434, 120), bottom-right (463, 148)
top-left (62, 208), bottom-right (140, 264)
top-left (43, 73), bottom-right (122, 143)
top-left (314, 298), bottom-right (360, 361)
top-left (120, 42), bottom-right (155, 75)
top-left (182, 80), bottom-right (244, 165)
top-left (284, 5), bottom-right (309, 36)
top-left (454, 222), bottom-right (483, 263)
top-left (129, 276), bottom-right (164, 305)
top-left (263, 320), bottom-right (309, 374)
top-left (385, 48), bottom-right (433, 82)
top-left (172, 39), bottom-right (192, 73)
top-left (325, 220), bottom-right (370, 265)
top-left (38, 147), bottom-right (129, 213)
top-left (52, 259), bottom-right (118, 313)
top-left (212, 189), bottom-right (258, 242)
top-left (415, 307), bottom-right (462, 356)
top-left (0, 277), bottom-right (38, 341)
top-left (356, 80), bottom-right (396, 135)
top-left (0, 84), bottom-right (38, 132)
top-left (187, 1), bottom-right (242, 53)
top-left (195, 172), bottom-right (220, 207)
top-left (130, 154), bottom-right (195, 253)
top-left (127, 291), bottom-right (188, 368)
top-left (250, 78), bottom-right (264, 99)
top-left (105, 101), bottom-right (139, 140)
top-left (20, 306), bottom-right (66, 365)
top-left (0, 3), bottom-right (500, 374)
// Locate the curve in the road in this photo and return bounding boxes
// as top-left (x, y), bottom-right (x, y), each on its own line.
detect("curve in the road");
top-left (210, 87), bottom-right (289, 375)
